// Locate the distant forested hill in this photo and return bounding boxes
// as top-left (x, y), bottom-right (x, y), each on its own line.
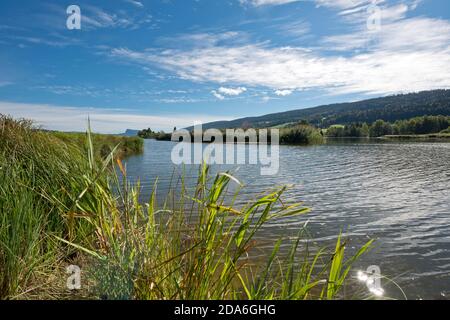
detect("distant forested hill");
top-left (197, 90), bottom-right (450, 129)
top-left (118, 129), bottom-right (139, 137)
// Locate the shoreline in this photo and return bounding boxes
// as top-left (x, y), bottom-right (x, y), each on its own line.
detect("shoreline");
top-left (380, 133), bottom-right (450, 141)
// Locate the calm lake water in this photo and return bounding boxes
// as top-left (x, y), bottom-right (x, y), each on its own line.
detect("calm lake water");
top-left (123, 139), bottom-right (450, 300)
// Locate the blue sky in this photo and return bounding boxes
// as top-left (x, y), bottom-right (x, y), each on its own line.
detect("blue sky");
top-left (0, 0), bottom-right (449, 132)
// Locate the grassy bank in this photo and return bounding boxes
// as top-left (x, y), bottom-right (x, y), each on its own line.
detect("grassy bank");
top-left (0, 116), bottom-right (372, 300)
top-left (52, 131), bottom-right (143, 158)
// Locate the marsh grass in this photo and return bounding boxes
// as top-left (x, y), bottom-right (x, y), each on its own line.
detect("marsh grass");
top-left (52, 131), bottom-right (143, 158)
top-left (0, 115), bottom-right (373, 300)
top-left (280, 125), bottom-right (324, 145)
top-left (0, 116), bottom-right (95, 298)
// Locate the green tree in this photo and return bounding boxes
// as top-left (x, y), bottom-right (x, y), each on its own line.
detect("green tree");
top-left (370, 120), bottom-right (393, 137)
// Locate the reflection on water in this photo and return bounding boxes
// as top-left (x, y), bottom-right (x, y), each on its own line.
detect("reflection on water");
top-left (123, 139), bottom-right (450, 300)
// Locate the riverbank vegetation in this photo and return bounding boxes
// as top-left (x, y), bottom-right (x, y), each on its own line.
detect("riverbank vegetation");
top-left (0, 116), bottom-right (372, 300)
top-left (139, 124), bottom-right (324, 145)
top-left (440, 127), bottom-right (450, 134)
top-left (325, 115), bottom-right (450, 138)
top-left (53, 131), bottom-right (143, 158)
top-left (280, 124), bottom-right (324, 145)
top-left (138, 127), bottom-right (172, 141)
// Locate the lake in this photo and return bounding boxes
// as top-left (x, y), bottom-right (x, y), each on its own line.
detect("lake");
top-left (123, 139), bottom-right (450, 300)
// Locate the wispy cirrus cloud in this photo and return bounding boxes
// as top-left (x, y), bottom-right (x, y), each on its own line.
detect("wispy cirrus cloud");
top-left (277, 20), bottom-right (311, 38)
top-left (155, 97), bottom-right (206, 104)
top-left (323, 16), bottom-right (450, 51)
top-left (7, 35), bottom-right (81, 47)
top-left (240, 0), bottom-right (365, 8)
top-left (110, 14), bottom-right (450, 96)
top-left (124, 0), bottom-right (144, 8)
top-left (36, 3), bottom-right (152, 31)
top-left (336, 2), bottom-right (418, 25)
top-left (240, 0), bottom-right (298, 6)
top-left (313, 0), bottom-right (368, 10)
top-left (81, 5), bottom-right (138, 30)
top-left (241, 0), bottom-right (421, 18)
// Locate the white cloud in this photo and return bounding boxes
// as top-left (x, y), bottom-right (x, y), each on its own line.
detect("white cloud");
top-left (124, 0), bottom-right (144, 8)
top-left (156, 97), bottom-right (204, 103)
top-left (218, 86), bottom-right (247, 96)
top-left (381, 3), bottom-right (409, 22)
top-left (211, 90), bottom-right (225, 100)
top-left (240, 0), bottom-right (300, 6)
top-left (323, 17), bottom-right (450, 52)
top-left (81, 5), bottom-right (151, 30)
top-left (241, 0), bottom-right (367, 8)
top-left (313, 0), bottom-right (368, 10)
top-left (210, 87), bottom-right (247, 100)
top-left (275, 89), bottom-right (294, 96)
top-left (111, 16), bottom-right (450, 96)
top-left (242, 0), bottom-right (420, 21)
top-left (277, 20), bottom-right (311, 38)
top-left (337, 2), bottom-right (416, 25)
top-left (0, 101), bottom-right (227, 133)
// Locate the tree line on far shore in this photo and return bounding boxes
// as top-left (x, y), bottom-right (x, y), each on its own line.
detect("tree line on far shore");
top-left (325, 115), bottom-right (450, 138)
top-left (138, 124), bottom-right (324, 145)
top-left (137, 115), bottom-right (450, 145)
top-left (137, 127), bottom-right (172, 140)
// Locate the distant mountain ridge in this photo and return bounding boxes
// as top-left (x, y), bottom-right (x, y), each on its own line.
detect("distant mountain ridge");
top-left (195, 90), bottom-right (450, 129)
top-left (118, 129), bottom-right (139, 137)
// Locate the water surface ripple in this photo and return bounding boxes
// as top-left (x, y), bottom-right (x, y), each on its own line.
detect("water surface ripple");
top-left (124, 140), bottom-right (450, 299)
